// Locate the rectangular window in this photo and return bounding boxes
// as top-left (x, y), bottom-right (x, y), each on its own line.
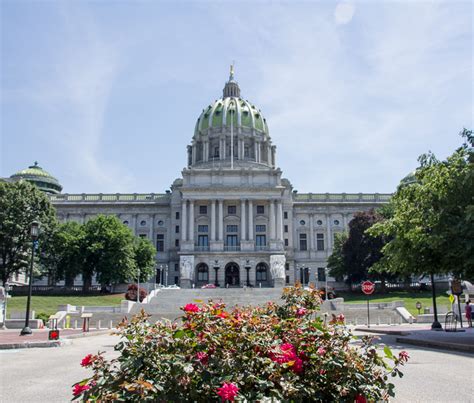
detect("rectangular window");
top-left (228, 205), bottom-right (237, 215)
top-left (244, 146), bottom-right (250, 158)
top-left (226, 234), bottom-right (238, 246)
top-left (299, 233), bottom-right (307, 251)
top-left (175, 212), bottom-right (180, 220)
top-left (175, 239), bottom-right (180, 247)
top-left (226, 225), bottom-right (238, 233)
top-left (198, 235), bottom-right (209, 247)
top-left (286, 275), bottom-right (290, 284)
top-left (175, 263), bottom-right (179, 271)
top-left (156, 234), bottom-right (164, 251)
top-left (256, 205), bottom-right (265, 214)
top-left (175, 225), bottom-right (180, 234)
top-left (256, 267), bottom-right (267, 281)
top-left (284, 238), bottom-right (289, 246)
top-left (285, 263), bottom-right (290, 271)
top-left (139, 234), bottom-right (147, 239)
top-left (256, 234), bottom-right (266, 247)
top-left (316, 233), bottom-right (325, 251)
top-left (199, 205), bottom-right (207, 215)
top-left (284, 225), bottom-right (288, 233)
top-left (174, 276), bottom-right (179, 285)
top-left (197, 268), bottom-right (208, 282)
top-left (318, 267), bottom-right (326, 282)
top-left (198, 225), bottom-right (208, 233)
top-left (284, 211), bottom-right (288, 219)
top-left (256, 224), bottom-right (266, 233)
top-left (214, 146), bottom-right (219, 158)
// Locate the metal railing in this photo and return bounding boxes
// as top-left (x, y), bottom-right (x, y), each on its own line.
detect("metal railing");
top-left (294, 193), bottom-right (392, 203)
top-left (255, 245), bottom-right (269, 251)
top-left (224, 245), bottom-right (241, 251)
top-left (195, 245), bottom-right (210, 251)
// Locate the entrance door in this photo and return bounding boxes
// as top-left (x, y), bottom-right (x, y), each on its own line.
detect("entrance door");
top-left (225, 263), bottom-right (240, 287)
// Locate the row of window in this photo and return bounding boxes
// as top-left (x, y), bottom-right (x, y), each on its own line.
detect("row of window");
top-left (299, 267), bottom-right (327, 282)
top-left (175, 205), bottom-right (279, 217)
top-left (299, 219), bottom-right (341, 226)
top-left (123, 219), bottom-right (165, 226)
top-left (299, 233), bottom-right (325, 251)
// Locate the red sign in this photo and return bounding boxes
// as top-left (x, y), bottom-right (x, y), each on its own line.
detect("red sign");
top-left (48, 330), bottom-right (60, 340)
top-left (361, 281), bottom-right (375, 295)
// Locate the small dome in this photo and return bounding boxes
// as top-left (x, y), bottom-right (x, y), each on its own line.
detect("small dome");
top-left (398, 170), bottom-right (418, 189)
top-left (10, 162), bottom-right (62, 194)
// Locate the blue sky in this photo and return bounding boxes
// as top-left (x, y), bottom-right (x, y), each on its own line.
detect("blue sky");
top-left (1, 0), bottom-right (472, 194)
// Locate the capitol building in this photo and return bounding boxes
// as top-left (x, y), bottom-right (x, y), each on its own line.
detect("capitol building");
top-left (7, 68), bottom-right (391, 289)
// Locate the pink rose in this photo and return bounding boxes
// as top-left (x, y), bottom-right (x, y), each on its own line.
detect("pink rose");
top-left (296, 307), bottom-right (307, 317)
top-left (216, 382), bottom-right (239, 401)
top-left (72, 383), bottom-right (90, 396)
top-left (317, 347), bottom-right (326, 356)
top-left (399, 350), bottom-right (409, 363)
top-left (195, 351), bottom-right (209, 365)
top-left (183, 303), bottom-right (200, 313)
top-left (80, 354), bottom-right (93, 367)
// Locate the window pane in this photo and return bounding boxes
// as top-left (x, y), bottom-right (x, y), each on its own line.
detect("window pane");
top-left (228, 205), bottom-right (236, 215)
top-left (199, 206), bottom-right (207, 215)
top-left (256, 205), bottom-right (265, 214)
top-left (256, 235), bottom-right (266, 246)
top-left (318, 267), bottom-right (326, 281)
top-left (226, 225), bottom-right (238, 233)
top-left (226, 235), bottom-right (238, 246)
top-left (198, 225), bottom-right (208, 233)
top-left (198, 235), bottom-right (209, 246)
top-left (256, 225), bottom-right (266, 232)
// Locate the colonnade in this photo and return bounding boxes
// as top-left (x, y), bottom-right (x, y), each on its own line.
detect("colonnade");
top-left (180, 199), bottom-right (284, 245)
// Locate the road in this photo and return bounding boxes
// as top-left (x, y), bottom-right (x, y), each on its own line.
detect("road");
top-left (1, 332), bottom-right (473, 402)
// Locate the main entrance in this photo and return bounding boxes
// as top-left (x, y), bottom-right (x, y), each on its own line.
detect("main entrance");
top-left (225, 262), bottom-right (240, 287)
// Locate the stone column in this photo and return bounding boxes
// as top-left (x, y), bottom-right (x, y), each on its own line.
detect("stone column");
top-left (254, 141), bottom-right (258, 162)
top-left (218, 200), bottom-right (224, 241)
top-left (267, 144), bottom-right (271, 164)
top-left (189, 200), bottom-right (195, 243)
top-left (241, 200), bottom-right (246, 242)
top-left (326, 214), bottom-right (332, 251)
top-left (248, 200), bottom-right (254, 241)
top-left (222, 137), bottom-right (226, 160)
top-left (181, 201), bottom-right (187, 241)
top-left (149, 214), bottom-right (155, 240)
top-left (269, 200), bottom-right (276, 240)
top-left (191, 144), bottom-right (196, 165)
top-left (132, 214), bottom-right (137, 236)
top-left (277, 201), bottom-right (283, 241)
top-left (309, 214), bottom-right (314, 250)
top-left (211, 200), bottom-right (216, 241)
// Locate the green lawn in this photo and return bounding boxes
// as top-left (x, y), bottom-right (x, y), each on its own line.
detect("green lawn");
top-left (6, 294), bottom-right (125, 318)
top-left (338, 291), bottom-right (450, 316)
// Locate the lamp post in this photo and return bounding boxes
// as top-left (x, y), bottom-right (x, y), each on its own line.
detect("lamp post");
top-left (325, 268), bottom-right (329, 301)
top-left (20, 221), bottom-right (40, 336)
top-left (137, 268), bottom-right (140, 303)
top-left (430, 272), bottom-right (442, 330)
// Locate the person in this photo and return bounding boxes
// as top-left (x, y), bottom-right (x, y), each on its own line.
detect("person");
top-left (465, 300), bottom-right (472, 328)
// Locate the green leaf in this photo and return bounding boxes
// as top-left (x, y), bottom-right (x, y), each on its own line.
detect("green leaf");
top-left (383, 345), bottom-right (393, 359)
top-left (173, 329), bottom-right (185, 339)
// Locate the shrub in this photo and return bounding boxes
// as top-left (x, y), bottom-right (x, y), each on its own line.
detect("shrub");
top-left (124, 284), bottom-right (147, 303)
top-left (73, 285), bottom-right (408, 402)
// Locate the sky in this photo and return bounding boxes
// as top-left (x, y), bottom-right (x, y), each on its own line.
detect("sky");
top-left (1, 0), bottom-right (472, 194)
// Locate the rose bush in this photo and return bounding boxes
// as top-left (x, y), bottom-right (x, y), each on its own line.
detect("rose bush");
top-left (73, 285), bottom-right (408, 402)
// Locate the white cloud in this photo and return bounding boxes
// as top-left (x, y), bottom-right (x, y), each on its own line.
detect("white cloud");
top-left (334, 2), bottom-right (356, 25)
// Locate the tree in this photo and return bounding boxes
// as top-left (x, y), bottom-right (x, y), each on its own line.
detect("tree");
top-left (40, 221), bottom-right (85, 286)
top-left (81, 215), bottom-right (137, 292)
top-left (0, 181), bottom-right (57, 286)
top-left (133, 236), bottom-right (157, 282)
top-left (327, 231), bottom-right (348, 281)
top-left (369, 129), bottom-right (474, 280)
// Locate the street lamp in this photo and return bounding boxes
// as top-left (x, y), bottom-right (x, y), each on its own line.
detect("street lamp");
top-left (20, 221), bottom-right (40, 336)
top-left (325, 268), bottom-right (329, 301)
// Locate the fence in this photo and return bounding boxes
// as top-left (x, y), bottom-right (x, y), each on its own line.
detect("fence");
top-left (11, 285), bottom-right (103, 296)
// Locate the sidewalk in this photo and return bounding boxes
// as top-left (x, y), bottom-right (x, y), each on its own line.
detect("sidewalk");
top-left (355, 324), bottom-right (474, 353)
top-left (0, 328), bottom-right (112, 349)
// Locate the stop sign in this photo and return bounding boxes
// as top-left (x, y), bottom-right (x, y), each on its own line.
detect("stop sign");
top-left (361, 281), bottom-right (375, 295)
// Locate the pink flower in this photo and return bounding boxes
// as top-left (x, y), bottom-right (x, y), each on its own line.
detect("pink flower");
top-left (355, 394), bottom-right (367, 403)
top-left (183, 303), bottom-right (200, 313)
top-left (72, 383), bottom-right (90, 396)
top-left (317, 347), bottom-right (326, 356)
top-left (80, 354), bottom-right (93, 367)
top-left (337, 314), bottom-right (345, 322)
top-left (399, 350), bottom-right (409, 363)
top-left (195, 351), bottom-right (209, 365)
top-left (216, 382), bottom-right (239, 401)
top-left (320, 369), bottom-right (327, 375)
top-left (296, 307), bottom-right (307, 317)
top-left (270, 343), bottom-right (304, 374)
top-left (291, 357), bottom-right (304, 374)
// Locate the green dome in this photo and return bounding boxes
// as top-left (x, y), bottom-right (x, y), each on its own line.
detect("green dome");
top-left (194, 68), bottom-right (269, 137)
top-left (195, 97), bottom-right (269, 137)
top-left (10, 162), bottom-right (63, 194)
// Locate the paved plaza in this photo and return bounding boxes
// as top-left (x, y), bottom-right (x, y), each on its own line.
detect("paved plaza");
top-left (1, 329), bottom-right (472, 402)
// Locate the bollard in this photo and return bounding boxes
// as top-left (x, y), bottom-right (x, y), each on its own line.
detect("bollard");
top-left (65, 315), bottom-right (71, 329)
top-left (377, 317), bottom-right (380, 325)
top-left (98, 320), bottom-right (101, 330)
top-left (388, 317), bottom-right (392, 326)
top-left (109, 320), bottom-right (113, 329)
top-left (74, 320), bottom-right (78, 329)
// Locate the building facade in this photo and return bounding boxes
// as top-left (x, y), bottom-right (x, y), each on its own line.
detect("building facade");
top-left (8, 69), bottom-right (391, 288)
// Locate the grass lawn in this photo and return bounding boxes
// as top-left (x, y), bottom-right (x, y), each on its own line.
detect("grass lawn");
top-left (338, 291), bottom-right (451, 316)
top-left (6, 294), bottom-right (125, 318)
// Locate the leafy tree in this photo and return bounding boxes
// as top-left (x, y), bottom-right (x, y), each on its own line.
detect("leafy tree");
top-left (40, 221), bottom-right (85, 286)
top-left (0, 181), bottom-right (57, 286)
top-left (327, 231), bottom-right (348, 281)
top-left (81, 215), bottom-right (137, 292)
top-left (133, 236), bottom-right (157, 282)
top-left (369, 129), bottom-right (474, 280)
